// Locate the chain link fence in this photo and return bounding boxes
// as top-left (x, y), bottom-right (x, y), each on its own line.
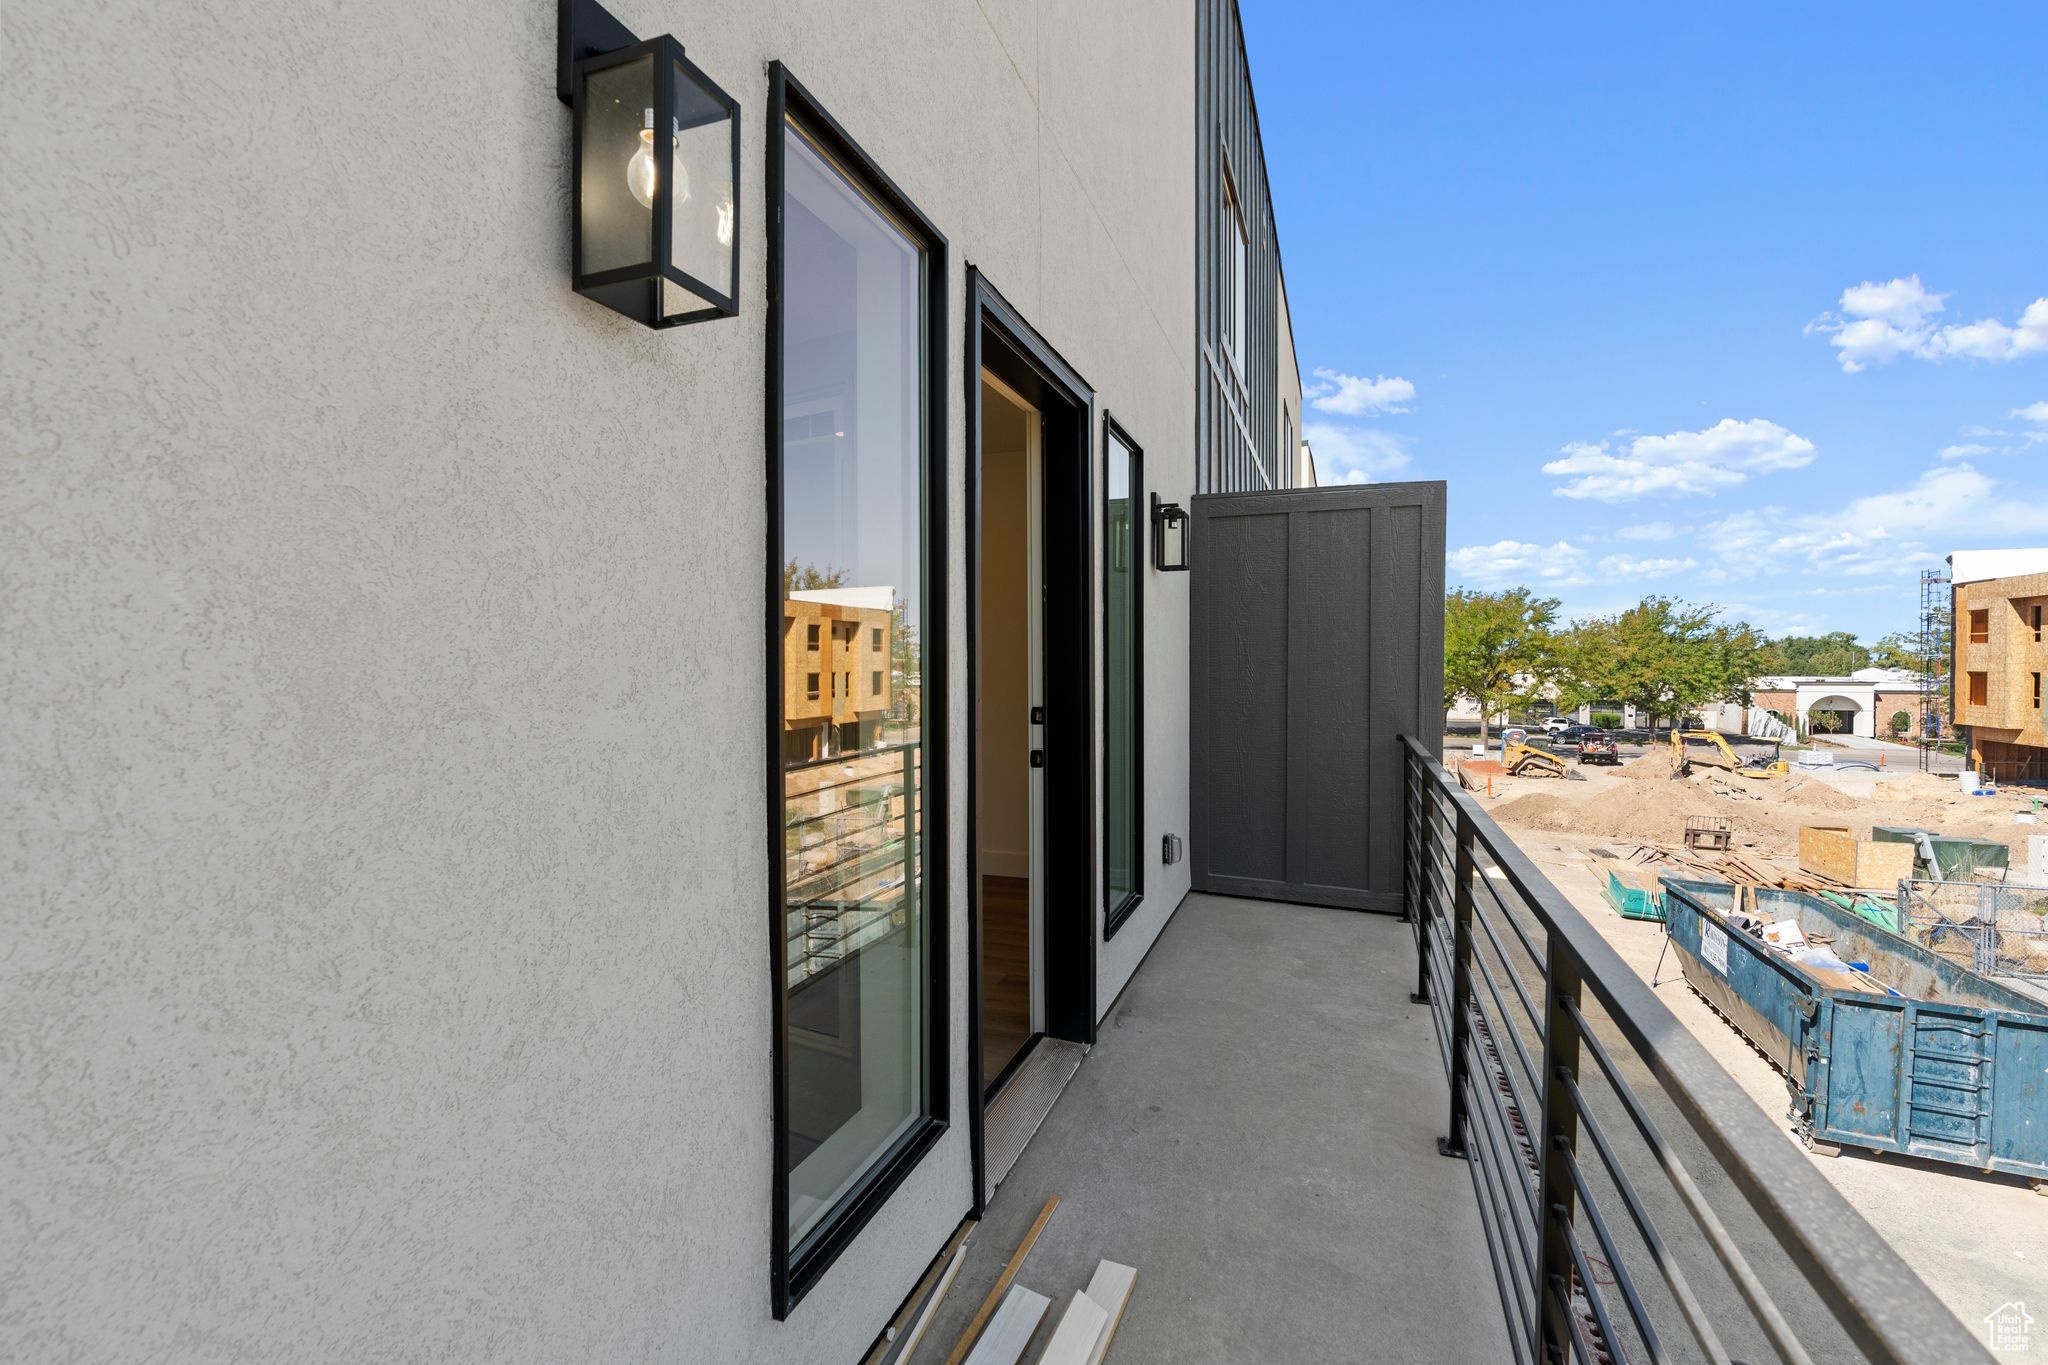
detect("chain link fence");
top-left (1897, 877), bottom-right (2048, 982)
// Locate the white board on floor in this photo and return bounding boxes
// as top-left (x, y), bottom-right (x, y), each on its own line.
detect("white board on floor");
top-left (962, 1284), bottom-right (1049, 1365)
top-left (1036, 1291), bottom-right (1109, 1365)
top-left (896, 1242), bottom-right (969, 1363)
top-left (1082, 1261), bottom-right (1136, 1365)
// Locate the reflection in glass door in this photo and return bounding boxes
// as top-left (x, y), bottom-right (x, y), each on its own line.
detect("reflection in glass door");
top-left (1103, 418), bottom-right (1143, 933)
top-left (776, 113), bottom-right (933, 1263)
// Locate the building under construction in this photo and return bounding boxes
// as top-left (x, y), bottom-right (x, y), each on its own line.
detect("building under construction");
top-left (1949, 548), bottom-right (2048, 784)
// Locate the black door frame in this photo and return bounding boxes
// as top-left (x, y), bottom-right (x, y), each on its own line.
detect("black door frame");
top-left (965, 268), bottom-right (1097, 1215)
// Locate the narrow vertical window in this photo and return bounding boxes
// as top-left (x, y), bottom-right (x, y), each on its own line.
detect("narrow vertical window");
top-left (1969, 671), bottom-right (1988, 706)
top-left (769, 67), bottom-right (947, 1316)
top-left (1969, 608), bottom-right (1989, 643)
top-left (2034, 604), bottom-right (2042, 642)
top-left (1103, 416), bottom-right (1144, 935)
top-left (1224, 171), bottom-right (1248, 374)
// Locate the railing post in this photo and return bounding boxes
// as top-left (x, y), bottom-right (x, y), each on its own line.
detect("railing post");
top-left (1534, 941), bottom-right (1584, 1363)
top-left (1438, 807), bottom-right (1475, 1160)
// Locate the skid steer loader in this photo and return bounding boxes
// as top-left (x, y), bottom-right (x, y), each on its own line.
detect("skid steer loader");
top-left (1503, 740), bottom-right (1584, 780)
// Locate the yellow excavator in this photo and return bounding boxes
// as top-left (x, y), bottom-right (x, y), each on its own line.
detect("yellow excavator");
top-left (1670, 730), bottom-right (1788, 780)
top-left (1504, 739), bottom-right (1585, 780)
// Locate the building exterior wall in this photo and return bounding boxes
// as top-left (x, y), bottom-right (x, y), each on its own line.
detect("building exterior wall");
top-left (0, 0), bottom-right (1225, 1359)
top-left (1196, 0), bottom-right (1299, 494)
top-left (1277, 270), bottom-right (1311, 486)
top-left (1954, 569), bottom-right (2048, 778)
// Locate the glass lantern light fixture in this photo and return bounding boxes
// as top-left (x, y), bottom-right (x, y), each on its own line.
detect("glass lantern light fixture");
top-left (559, 0), bottom-right (739, 328)
top-left (1151, 494), bottom-right (1190, 572)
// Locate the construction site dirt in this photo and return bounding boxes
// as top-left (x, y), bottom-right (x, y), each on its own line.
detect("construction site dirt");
top-left (1451, 741), bottom-right (2048, 1333)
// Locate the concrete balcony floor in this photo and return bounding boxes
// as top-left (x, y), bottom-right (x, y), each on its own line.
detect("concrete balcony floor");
top-left (918, 893), bottom-right (1509, 1363)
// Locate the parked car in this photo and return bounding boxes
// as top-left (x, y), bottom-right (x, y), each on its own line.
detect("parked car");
top-left (1575, 730), bottom-right (1620, 765)
top-left (1555, 724), bottom-right (1599, 743)
top-left (1541, 716), bottom-right (1572, 734)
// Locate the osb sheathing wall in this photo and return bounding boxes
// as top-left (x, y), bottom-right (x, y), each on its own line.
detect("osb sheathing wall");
top-left (1, 0), bottom-right (1200, 1358)
top-left (1954, 570), bottom-right (2048, 749)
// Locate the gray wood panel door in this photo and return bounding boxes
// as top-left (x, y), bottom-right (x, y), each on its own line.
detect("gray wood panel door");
top-left (1189, 482), bottom-right (1445, 911)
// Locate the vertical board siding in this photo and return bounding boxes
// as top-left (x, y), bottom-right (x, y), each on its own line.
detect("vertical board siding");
top-left (1191, 484), bottom-right (1446, 912)
top-left (1190, 512), bottom-right (1292, 886)
top-left (1197, 0), bottom-right (1284, 496)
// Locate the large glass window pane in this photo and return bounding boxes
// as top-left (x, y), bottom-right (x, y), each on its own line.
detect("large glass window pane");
top-left (1104, 424), bottom-right (1142, 926)
top-left (778, 118), bottom-right (930, 1258)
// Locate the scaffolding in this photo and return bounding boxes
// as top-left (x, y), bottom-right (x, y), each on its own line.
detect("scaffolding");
top-left (1918, 567), bottom-right (1951, 773)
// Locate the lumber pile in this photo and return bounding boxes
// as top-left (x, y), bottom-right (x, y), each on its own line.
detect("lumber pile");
top-left (1595, 842), bottom-right (1856, 897)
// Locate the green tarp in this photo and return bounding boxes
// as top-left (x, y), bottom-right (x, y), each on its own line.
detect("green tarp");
top-left (1871, 825), bottom-right (2011, 882)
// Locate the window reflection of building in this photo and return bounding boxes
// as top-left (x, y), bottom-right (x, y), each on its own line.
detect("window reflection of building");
top-left (783, 587), bottom-right (894, 764)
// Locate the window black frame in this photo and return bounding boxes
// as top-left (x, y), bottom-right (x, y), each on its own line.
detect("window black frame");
top-left (1101, 412), bottom-right (1146, 939)
top-left (764, 61), bottom-right (950, 1322)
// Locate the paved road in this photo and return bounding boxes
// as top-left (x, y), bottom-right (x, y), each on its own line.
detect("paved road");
top-left (1816, 733), bottom-right (1966, 773)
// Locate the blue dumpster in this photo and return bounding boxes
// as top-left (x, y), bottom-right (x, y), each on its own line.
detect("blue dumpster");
top-left (1663, 878), bottom-right (2048, 1185)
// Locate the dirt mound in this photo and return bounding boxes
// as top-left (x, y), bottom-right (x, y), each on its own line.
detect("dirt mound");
top-left (1493, 781), bottom-right (1735, 843)
top-left (1771, 777), bottom-right (1862, 812)
top-left (1617, 755), bottom-right (1676, 781)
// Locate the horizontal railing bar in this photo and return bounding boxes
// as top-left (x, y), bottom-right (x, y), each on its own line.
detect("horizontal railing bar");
top-left (1472, 859), bottom-right (1548, 968)
top-left (1558, 1139), bottom-right (1670, 1363)
top-left (1560, 1068), bottom-right (1731, 1364)
top-left (1461, 1159), bottom-right (1539, 1365)
top-left (1400, 734), bottom-right (1988, 1365)
top-left (1561, 995), bottom-right (1809, 1365)
top-left (1559, 1214), bottom-right (1625, 1365)
top-left (1465, 941), bottom-right (1545, 1099)
top-left (1470, 896), bottom-right (1546, 1036)
top-left (1465, 1053), bottom-right (1540, 1239)
top-left (1467, 1098), bottom-right (1540, 1322)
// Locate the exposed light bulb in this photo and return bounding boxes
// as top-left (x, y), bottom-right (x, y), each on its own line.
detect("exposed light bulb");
top-left (627, 109), bottom-right (690, 211)
top-left (715, 181), bottom-right (735, 248)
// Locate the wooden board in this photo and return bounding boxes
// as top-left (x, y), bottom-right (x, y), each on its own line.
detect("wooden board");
top-left (1082, 1261), bottom-right (1137, 1365)
top-left (1799, 825), bottom-right (1914, 889)
top-left (943, 1196), bottom-right (1059, 1365)
top-left (961, 1285), bottom-right (1050, 1365)
top-left (1037, 1292), bottom-right (1110, 1365)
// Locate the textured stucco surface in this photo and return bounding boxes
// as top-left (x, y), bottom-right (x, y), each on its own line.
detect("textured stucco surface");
top-left (1, 0), bottom-right (1195, 1359)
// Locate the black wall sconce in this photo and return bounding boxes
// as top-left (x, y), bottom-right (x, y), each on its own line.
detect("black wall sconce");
top-left (1151, 494), bottom-right (1190, 572)
top-left (558, 0), bottom-right (739, 328)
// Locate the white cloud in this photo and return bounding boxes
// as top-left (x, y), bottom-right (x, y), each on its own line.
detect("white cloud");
top-left (1542, 418), bottom-right (1816, 501)
top-left (1937, 443), bottom-right (1995, 461)
top-left (1701, 463), bottom-right (2048, 581)
top-left (2012, 402), bottom-right (2048, 424)
top-left (1809, 277), bottom-right (2048, 372)
top-left (1306, 368), bottom-right (1416, 415)
top-left (1596, 554), bottom-right (1699, 577)
top-left (1614, 521), bottom-right (1675, 541)
top-left (1304, 421), bottom-right (1411, 484)
top-left (1449, 539), bottom-right (1589, 587)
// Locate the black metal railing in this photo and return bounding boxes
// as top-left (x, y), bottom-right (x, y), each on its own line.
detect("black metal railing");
top-left (1399, 735), bottom-right (1988, 1365)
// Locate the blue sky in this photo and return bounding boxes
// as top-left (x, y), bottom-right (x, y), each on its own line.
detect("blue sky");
top-left (1242, 3), bottom-right (2048, 643)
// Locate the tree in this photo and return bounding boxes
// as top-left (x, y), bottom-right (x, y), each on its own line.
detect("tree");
top-left (783, 559), bottom-right (847, 595)
top-left (1553, 597), bottom-right (1767, 739)
top-left (1809, 707), bottom-right (1843, 736)
top-left (1443, 588), bottom-right (1560, 744)
top-left (1760, 631), bottom-right (1869, 677)
top-left (1888, 709), bottom-right (1912, 738)
top-left (1870, 632), bottom-right (1926, 673)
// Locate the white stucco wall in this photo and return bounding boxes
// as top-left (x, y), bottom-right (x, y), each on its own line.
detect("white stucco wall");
top-left (1, 0), bottom-right (1197, 1359)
